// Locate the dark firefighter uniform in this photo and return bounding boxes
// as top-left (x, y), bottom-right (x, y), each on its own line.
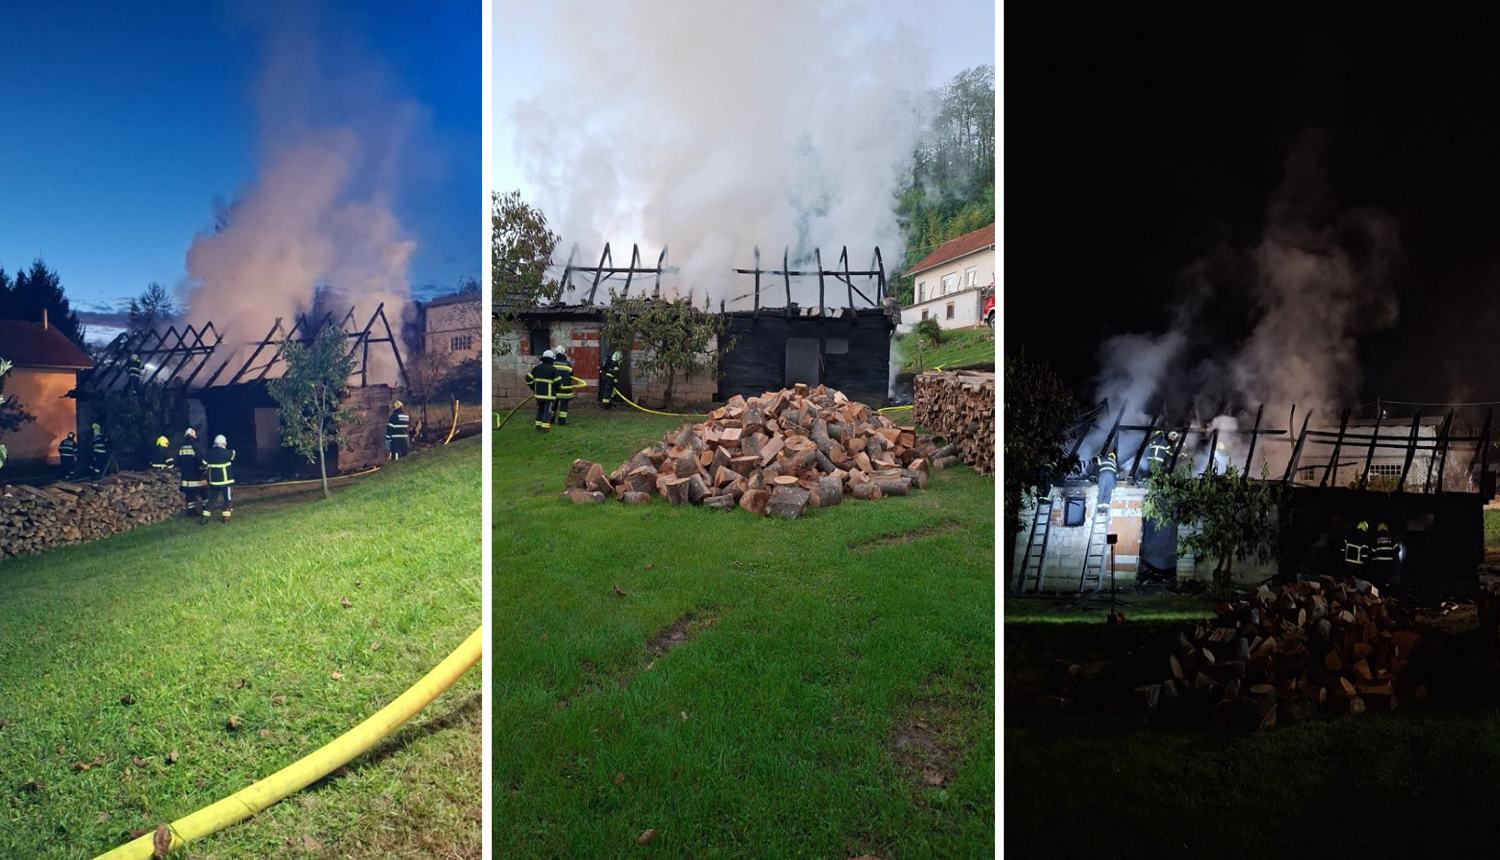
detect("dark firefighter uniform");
top-left (149, 436), bottom-right (174, 470)
top-left (526, 350), bottom-right (562, 432)
top-left (57, 432), bottom-right (78, 477)
top-left (178, 429), bottom-right (206, 515)
top-left (202, 435), bottom-right (235, 523)
top-left (1370, 522), bottom-right (1398, 584)
top-left (126, 354), bottom-right (143, 388)
top-left (553, 350), bottom-right (584, 426)
top-left (88, 423), bottom-right (110, 478)
top-left (1095, 450), bottom-right (1119, 507)
top-left (599, 351), bottom-right (621, 409)
top-left (1343, 520), bottom-right (1371, 576)
top-left (386, 400), bottom-right (411, 460)
top-left (1146, 430), bottom-right (1177, 473)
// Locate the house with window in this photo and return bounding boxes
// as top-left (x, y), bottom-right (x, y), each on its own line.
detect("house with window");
top-left (420, 291), bottom-right (481, 362)
top-left (0, 314), bottom-right (94, 468)
top-left (899, 223), bottom-right (995, 331)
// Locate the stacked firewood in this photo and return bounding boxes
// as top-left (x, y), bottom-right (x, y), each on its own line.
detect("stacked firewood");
top-left (1043, 578), bottom-right (1434, 730)
top-left (912, 370), bottom-right (994, 475)
top-left (564, 384), bottom-right (954, 519)
top-left (0, 471), bottom-right (183, 559)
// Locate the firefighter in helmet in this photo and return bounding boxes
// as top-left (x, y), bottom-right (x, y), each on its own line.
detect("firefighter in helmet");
top-left (126, 353), bottom-right (143, 389)
top-left (202, 434), bottom-right (235, 524)
top-left (177, 427), bottom-right (206, 516)
top-left (1343, 520), bottom-right (1371, 576)
top-left (88, 422), bottom-right (110, 478)
top-left (600, 350), bottom-right (622, 409)
top-left (149, 435), bottom-right (174, 470)
top-left (386, 399), bottom-right (411, 460)
top-left (1095, 449), bottom-right (1119, 507)
top-left (526, 350), bottom-right (561, 432)
top-left (552, 348), bottom-right (584, 426)
top-left (1146, 429), bottom-right (1178, 474)
top-left (1370, 522), bottom-right (1398, 585)
top-left (57, 431), bottom-right (78, 478)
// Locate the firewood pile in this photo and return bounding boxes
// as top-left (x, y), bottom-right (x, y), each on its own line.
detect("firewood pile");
top-left (0, 471), bottom-right (184, 559)
top-left (563, 383), bottom-right (958, 519)
top-left (1042, 578), bottom-right (1442, 731)
top-left (912, 370), bottom-right (994, 475)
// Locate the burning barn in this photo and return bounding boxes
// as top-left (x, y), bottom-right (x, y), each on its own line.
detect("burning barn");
top-left (1012, 403), bottom-right (1494, 601)
top-left (491, 243), bottom-right (900, 408)
top-left (83, 304), bottom-right (407, 476)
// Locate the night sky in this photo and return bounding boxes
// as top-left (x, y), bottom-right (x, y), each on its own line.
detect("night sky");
top-left (1005, 8), bottom-right (1500, 414)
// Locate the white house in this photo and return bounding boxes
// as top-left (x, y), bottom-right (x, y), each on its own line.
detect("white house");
top-left (421, 291), bottom-right (481, 363)
top-left (900, 223), bottom-right (995, 331)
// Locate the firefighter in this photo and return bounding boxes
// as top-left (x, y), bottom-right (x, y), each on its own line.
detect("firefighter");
top-left (177, 428), bottom-right (206, 516)
top-left (1145, 429), bottom-right (1179, 474)
top-left (1343, 520), bottom-right (1371, 577)
top-left (126, 353), bottom-right (143, 389)
top-left (57, 431), bottom-right (78, 478)
top-left (553, 348), bottom-right (584, 426)
top-left (149, 435), bottom-right (174, 470)
top-left (526, 349), bottom-right (561, 432)
top-left (1370, 522), bottom-right (1398, 585)
top-left (88, 422), bottom-right (110, 478)
top-left (386, 399), bottom-right (411, 460)
top-left (600, 350), bottom-right (621, 409)
top-left (202, 434), bottom-right (235, 524)
top-left (1095, 449), bottom-right (1119, 508)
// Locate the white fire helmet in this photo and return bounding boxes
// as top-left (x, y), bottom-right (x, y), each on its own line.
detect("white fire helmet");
top-left (542, 350), bottom-right (555, 359)
top-left (612, 351), bottom-right (622, 362)
top-left (213, 435), bottom-right (227, 448)
top-left (185, 428), bottom-right (197, 438)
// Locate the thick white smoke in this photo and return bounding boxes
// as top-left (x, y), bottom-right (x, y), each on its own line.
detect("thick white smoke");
top-left (1086, 129), bottom-right (1401, 476)
top-left (178, 5), bottom-right (418, 385)
top-left (503, 0), bottom-right (929, 308)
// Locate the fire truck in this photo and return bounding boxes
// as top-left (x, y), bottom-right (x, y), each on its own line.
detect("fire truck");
top-left (982, 283), bottom-right (995, 327)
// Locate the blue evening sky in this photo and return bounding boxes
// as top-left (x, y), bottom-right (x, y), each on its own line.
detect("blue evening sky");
top-left (0, 0), bottom-right (480, 338)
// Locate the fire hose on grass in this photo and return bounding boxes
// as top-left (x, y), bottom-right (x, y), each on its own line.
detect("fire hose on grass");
top-left (92, 625), bottom-right (484, 860)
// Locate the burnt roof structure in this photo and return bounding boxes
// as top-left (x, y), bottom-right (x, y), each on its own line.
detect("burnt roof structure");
top-left (88, 303), bottom-right (407, 393)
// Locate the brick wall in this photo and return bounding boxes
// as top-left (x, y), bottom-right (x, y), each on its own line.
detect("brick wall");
top-left (492, 320), bottom-right (719, 409)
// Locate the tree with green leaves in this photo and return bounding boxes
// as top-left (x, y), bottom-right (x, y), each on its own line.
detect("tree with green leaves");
top-left (83, 382), bottom-right (189, 469)
top-left (0, 357), bottom-right (30, 470)
top-left (268, 327), bottom-right (361, 499)
top-left (598, 293), bottom-right (735, 410)
top-left (1144, 465), bottom-right (1285, 597)
top-left (127, 282), bottom-right (178, 336)
top-left (492, 190), bottom-right (561, 356)
top-left (0, 259), bottom-right (86, 347)
top-left (1003, 350), bottom-right (1080, 542)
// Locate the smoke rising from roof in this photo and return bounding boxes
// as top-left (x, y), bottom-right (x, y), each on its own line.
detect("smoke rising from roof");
top-left (178, 4), bottom-right (418, 385)
top-left (1086, 129), bottom-right (1401, 473)
top-left (503, 0), bottom-right (928, 308)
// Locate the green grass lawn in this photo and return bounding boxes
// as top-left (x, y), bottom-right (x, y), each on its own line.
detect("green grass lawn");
top-left (0, 437), bottom-right (482, 859)
top-left (493, 406), bottom-right (996, 858)
top-left (896, 329), bottom-right (996, 374)
top-left (1004, 587), bottom-right (1500, 857)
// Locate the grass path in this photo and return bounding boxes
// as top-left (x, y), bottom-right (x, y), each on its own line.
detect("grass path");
top-left (0, 437), bottom-right (482, 859)
top-left (493, 407), bottom-right (996, 858)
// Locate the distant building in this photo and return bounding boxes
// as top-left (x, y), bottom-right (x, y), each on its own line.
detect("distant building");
top-left (900, 223), bottom-right (995, 331)
top-left (0, 315), bottom-right (94, 467)
top-left (420, 292), bottom-right (481, 363)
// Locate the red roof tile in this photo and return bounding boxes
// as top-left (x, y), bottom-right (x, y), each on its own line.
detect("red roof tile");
top-left (908, 223), bottom-right (996, 276)
top-left (0, 319), bottom-right (94, 370)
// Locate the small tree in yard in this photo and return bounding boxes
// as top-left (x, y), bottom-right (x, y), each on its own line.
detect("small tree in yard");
top-left (598, 292), bottom-right (736, 410)
top-left (0, 357), bottom-right (32, 469)
top-left (1145, 465), bottom-right (1284, 597)
top-left (268, 327), bottom-right (360, 500)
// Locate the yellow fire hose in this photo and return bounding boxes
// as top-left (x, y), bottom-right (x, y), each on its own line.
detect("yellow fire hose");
top-left (612, 388), bottom-right (710, 419)
top-left (493, 394), bottom-right (536, 432)
top-left (93, 625), bottom-right (484, 860)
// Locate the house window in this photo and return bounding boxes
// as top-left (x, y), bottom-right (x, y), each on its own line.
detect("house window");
top-left (917, 281), bottom-right (926, 302)
top-left (1368, 464), bottom-right (1402, 477)
top-left (528, 328), bottom-right (550, 356)
top-left (964, 266), bottom-right (978, 287)
top-left (825, 337), bottom-right (849, 355)
top-left (921, 309), bottom-right (929, 321)
top-left (941, 274), bottom-right (957, 295)
top-left (450, 335), bottom-right (473, 352)
top-left (946, 302), bottom-right (955, 320)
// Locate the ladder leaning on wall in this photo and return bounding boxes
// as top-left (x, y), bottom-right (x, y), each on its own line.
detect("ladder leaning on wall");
top-left (1078, 505), bottom-right (1112, 592)
top-left (1017, 497), bottom-right (1053, 593)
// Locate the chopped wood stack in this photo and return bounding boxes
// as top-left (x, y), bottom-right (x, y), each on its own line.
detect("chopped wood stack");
top-left (0, 471), bottom-right (184, 560)
top-left (1045, 578), bottom-right (1434, 730)
top-left (566, 384), bottom-right (949, 519)
top-left (912, 370), bottom-right (995, 475)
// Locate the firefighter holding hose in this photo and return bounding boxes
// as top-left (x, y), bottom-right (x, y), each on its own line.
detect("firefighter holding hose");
top-left (526, 350), bottom-right (562, 433)
top-left (553, 348), bottom-right (585, 426)
top-left (386, 399), bottom-right (411, 460)
top-left (600, 350), bottom-right (621, 409)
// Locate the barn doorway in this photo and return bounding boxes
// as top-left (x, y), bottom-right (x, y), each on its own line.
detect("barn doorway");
top-left (785, 338), bottom-right (820, 387)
